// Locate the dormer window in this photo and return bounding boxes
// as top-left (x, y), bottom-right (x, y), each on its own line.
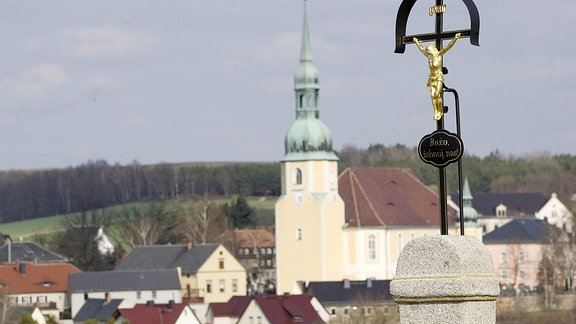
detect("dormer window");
top-left (496, 204), bottom-right (507, 217)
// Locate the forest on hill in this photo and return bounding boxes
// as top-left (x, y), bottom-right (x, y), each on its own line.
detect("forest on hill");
top-left (0, 144), bottom-right (575, 223)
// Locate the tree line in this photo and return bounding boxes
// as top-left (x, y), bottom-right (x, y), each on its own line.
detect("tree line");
top-left (0, 160), bottom-right (279, 223)
top-left (1, 144), bottom-right (576, 222)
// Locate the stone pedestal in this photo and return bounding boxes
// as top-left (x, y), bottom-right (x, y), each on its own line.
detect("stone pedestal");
top-left (390, 236), bottom-right (499, 324)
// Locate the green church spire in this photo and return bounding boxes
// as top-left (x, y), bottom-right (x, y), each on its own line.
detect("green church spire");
top-left (282, 1), bottom-right (337, 162)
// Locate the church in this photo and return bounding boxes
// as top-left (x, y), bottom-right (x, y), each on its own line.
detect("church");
top-left (274, 2), bottom-right (482, 295)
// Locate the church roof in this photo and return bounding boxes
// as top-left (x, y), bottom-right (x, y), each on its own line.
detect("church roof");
top-left (338, 167), bottom-right (455, 227)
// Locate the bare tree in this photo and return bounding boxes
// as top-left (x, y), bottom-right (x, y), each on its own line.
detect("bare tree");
top-left (179, 195), bottom-right (227, 244)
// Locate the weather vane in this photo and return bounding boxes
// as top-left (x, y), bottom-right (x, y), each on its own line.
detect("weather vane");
top-left (394, 0), bottom-right (480, 235)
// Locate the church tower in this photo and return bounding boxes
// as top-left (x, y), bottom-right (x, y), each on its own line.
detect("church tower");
top-left (275, 1), bottom-right (345, 295)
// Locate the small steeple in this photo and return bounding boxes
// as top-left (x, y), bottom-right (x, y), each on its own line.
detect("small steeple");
top-left (282, 0), bottom-right (337, 162)
top-left (457, 177), bottom-right (478, 223)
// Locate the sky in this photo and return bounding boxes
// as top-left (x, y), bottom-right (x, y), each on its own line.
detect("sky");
top-left (0, 0), bottom-right (573, 170)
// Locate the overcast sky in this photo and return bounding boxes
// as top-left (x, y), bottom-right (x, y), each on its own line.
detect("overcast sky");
top-left (0, 0), bottom-right (572, 170)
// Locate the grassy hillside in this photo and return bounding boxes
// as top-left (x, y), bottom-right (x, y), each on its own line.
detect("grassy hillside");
top-left (0, 196), bottom-right (276, 246)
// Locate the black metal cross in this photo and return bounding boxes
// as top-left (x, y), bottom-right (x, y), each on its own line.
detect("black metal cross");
top-left (395, 0), bottom-right (480, 54)
top-left (394, 0), bottom-right (480, 235)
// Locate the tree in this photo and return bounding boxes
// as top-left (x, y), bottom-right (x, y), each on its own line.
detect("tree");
top-left (223, 196), bottom-right (255, 228)
top-left (538, 225), bottom-right (571, 310)
top-left (119, 203), bottom-right (173, 247)
top-left (179, 195), bottom-right (227, 244)
top-left (18, 313), bottom-right (37, 324)
top-left (55, 209), bottom-right (116, 271)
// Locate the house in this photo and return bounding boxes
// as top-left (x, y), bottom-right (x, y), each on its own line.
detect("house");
top-left (73, 297), bottom-right (123, 324)
top-left (305, 279), bottom-right (398, 322)
top-left (3, 306), bottom-right (47, 324)
top-left (64, 226), bottom-right (115, 255)
top-left (69, 269), bottom-right (182, 318)
top-left (0, 262), bottom-right (80, 316)
top-left (208, 295), bottom-right (329, 324)
top-left (483, 219), bottom-right (568, 293)
top-left (274, 2), bottom-right (482, 294)
top-left (232, 228), bottom-right (276, 294)
top-left (0, 241), bottom-right (69, 264)
top-left (115, 243), bottom-right (247, 303)
top-left (451, 188), bottom-right (573, 234)
top-left (117, 302), bottom-right (202, 324)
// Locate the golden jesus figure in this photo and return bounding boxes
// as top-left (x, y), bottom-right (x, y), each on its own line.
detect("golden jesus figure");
top-left (414, 33), bottom-right (461, 120)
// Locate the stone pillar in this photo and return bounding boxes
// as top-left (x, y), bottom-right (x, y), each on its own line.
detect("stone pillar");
top-left (390, 236), bottom-right (499, 324)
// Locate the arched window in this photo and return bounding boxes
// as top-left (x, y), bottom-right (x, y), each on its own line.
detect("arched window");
top-left (296, 168), bottom-right (303, 185)
top-left (296, 228), bottom-right (303, 241)
top-left (368, 235), bottom-right (376, 260)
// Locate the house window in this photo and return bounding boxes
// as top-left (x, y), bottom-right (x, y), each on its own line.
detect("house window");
top-left (519, 271), bottom-right (525, 281)
top-left (331, 308), bottom-right (336, 315)
top-left (219, 280), bottom-right (225, 293)
top-left (22, 296), bottom-right (31, 305)
top-left (267, 248), bottom-right (272, 254)
top-left (232, 279), bottom-right (238, 292)
top-left (37, 296), bottom-right (46, 304)
top-left (266, 259), bottom-right (272, 267)
top-left (257, 316), bottom-right (262, 324)
top-left (244, 248), bottom-right (250, 255)
top-left (219, 259), bottom-right (225, 270)
top-left (137, 291), bottom-right (141, 299)
top-left (501, 271), bottom-right (508, 281)
top-left (518, 251), bottom-right (525, 263)
top-left (239, 249), bottom-right (243, 255)
top-left (261, 248), bottom-right (266, 255)
top-left (496, 204), bottom-right (507, 217)
top-left (206, 280), bottom-right (212, 293)
top-left (368, 234), bottom-right (376, 260)
top-left (296, 168), bottom-right (303, 185)
top-left (296, 228), bottom-right (303, 241)
top-left (152, 290), bottom-right (157, 299)
top-left (500, 252), bottom-right (507, 263)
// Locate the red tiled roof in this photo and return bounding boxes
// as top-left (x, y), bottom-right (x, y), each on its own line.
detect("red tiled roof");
top-left (119, 303), bottom-right (193, 324)
top-left (0, 263), bottom-right (80, 294)
top-left (338, 167), bottom-right (455, 227)
top-left (212, 295), bottom-right (324, 324)
top-left (233, 229), bottom-right (275, 247)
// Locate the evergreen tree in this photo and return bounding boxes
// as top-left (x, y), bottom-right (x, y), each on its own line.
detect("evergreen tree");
top-left (223, 196), bottom-right (255, 228)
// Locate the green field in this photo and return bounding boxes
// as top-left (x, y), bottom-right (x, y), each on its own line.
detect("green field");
top-left (0, 196), bottom-right (276, 244)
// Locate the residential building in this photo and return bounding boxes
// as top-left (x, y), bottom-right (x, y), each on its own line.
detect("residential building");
top-left (0, 241), bottom-right (69, 264)
top-left (0, 262), bottom-right (80, 316)
top-left (69, 269), bottom-right (182, 318)
top-left (483, 219), bottom-right (568, 293)
top-left (232, 228), bottom-right (276, 294)
top-left (535, 192), bottom-right (573, 232)
top-left (73, 297), bottom-right (123, 324)
top-left (64, 225), bottom-right (116, 255)
top-left (306, 279), bottom-right (398, 323)
top-left (208, 295), bottom-right (329, 324)
top-left (115, 242), bottom-right (247, 303)
top-left (118, 302), bottom-right (202, 324)
top-left (4, 306), bottom-right (46, 324)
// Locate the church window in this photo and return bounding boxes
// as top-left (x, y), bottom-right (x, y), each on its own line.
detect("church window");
top-left (296, 228), bottom-right (303, 240)
top-left (296, 168), bottom-right (303, 185)
top-left (368, 235), bottom-right (376, 260)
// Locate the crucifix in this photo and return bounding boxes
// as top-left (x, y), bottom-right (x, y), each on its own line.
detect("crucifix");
top-left (394, 0), bottom-right (480, 235)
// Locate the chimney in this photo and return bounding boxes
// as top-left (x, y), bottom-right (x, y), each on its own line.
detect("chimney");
top-left (187, 241), bottom-right (193, 250)
top-left (104, 292), bottom-right (111, 305)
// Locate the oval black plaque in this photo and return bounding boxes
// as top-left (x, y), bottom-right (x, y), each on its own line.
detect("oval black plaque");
top-left (418, 130), bottom-right (463, 167)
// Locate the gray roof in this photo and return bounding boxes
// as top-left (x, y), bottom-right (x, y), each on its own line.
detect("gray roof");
top-left (0, 241), bottom-right (69, 264)
top-left (74, 298), bottom-right (123, 322)
top-left (306, 280), bottom-right (393, 305)
top-left (115, 243), bottom-right (219, 274)
top-left (469, 192), bottom-right (547, 217)
top-left (69, 269), bottom-right (181, 293)
top-left (483, 219), bottom-right (563, 244)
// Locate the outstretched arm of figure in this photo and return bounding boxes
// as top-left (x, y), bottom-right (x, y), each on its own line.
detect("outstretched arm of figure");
top-left (439, 33), bottom-right (461, 56)
top-left (413, 37), bottom-right (427, 56)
